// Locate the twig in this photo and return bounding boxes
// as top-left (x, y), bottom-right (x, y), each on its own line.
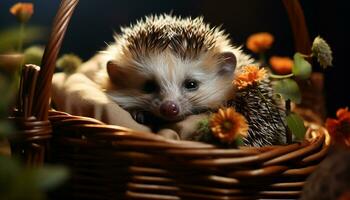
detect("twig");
top-left (18, 23), bottom-right (25, 52)
top-left (269, 73), bottom-right (294, 79)
top-left (285, 99), bottom-right (293, 144)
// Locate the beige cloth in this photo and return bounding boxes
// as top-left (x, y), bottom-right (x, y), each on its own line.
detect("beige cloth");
top-left (51, 56), bottom-right (208, 140)
top-left (52, 72), bottom-right (152, 132)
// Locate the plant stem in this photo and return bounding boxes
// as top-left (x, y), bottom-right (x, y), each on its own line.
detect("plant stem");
top-left (259, 53), bottom-right (266, 66)
top-left (18, 23), bottom-right (25, 52)
top-left (269, 73), bottom-right (294, 79)
top-left (285, 99), bottom-right (292, 144)
top-left (299, 53), bottom-right (313, 58)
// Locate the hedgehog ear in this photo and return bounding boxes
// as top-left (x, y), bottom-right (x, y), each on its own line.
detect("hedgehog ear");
top-left (107, 60), bottom-right (125, 85)
top-left (218, 52), bottom-right (237, 75)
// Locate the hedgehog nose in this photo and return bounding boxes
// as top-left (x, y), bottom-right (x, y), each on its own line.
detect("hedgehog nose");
top-left (160, 101), bottom-right (179, 117)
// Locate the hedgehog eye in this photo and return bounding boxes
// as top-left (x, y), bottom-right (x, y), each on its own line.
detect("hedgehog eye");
top-left (183, 79), bottom-right (199, 91)
top-left (142, 80), bottom-right (159, 93)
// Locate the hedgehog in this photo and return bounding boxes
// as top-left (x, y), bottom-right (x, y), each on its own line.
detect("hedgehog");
top-left (93, 14), bottom-right (286, 146)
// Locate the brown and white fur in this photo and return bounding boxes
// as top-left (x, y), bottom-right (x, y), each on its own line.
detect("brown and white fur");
top-left (92, 15), bottom-right (253, 127)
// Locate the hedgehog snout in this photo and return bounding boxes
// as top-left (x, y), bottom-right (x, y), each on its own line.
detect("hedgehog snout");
top-left (160, 101), bottom-right (179, 118)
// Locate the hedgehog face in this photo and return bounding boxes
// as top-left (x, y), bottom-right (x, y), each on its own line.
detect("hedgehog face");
top-left (106, 50), bottom-right (237, 122)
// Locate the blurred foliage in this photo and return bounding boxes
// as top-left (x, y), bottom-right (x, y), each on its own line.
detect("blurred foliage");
top-left (1, 50), bottom-right (69, 200)
top-left (24, 45), bottom-right (44, 66)
top-left (56, 53), bottom-right (82, 74)
top-left (0, 73), bottom-right (16, 118)
top-left (0, 156), bottom-right (69, 200)
top-left (273, 78), bottom-right (301, 104)
top-left (0, 26), bottom-right (46, 54)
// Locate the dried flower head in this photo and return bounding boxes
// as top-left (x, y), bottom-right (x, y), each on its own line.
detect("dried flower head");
top-left (56, 54), bottom-right (82, 74)
top-left (10, 3), bottom-right (34, 23)
top-left (233, 66), bottom-right (267, 90)
top-left (269, 56), bottom-right (293, 75)
top-left (246, 32), bottom-right (274, 53)
top-left (312, 36), bottom-right (333, 68)
top-left (210, 107), bottom-right (248, 143)
top-left (325, 107), bottom-right (350, 147)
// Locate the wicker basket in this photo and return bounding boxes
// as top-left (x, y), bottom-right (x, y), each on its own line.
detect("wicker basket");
top-left (10, 0), bottom-right (330, 199)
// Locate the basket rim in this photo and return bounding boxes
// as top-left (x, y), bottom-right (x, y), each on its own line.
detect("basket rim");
top-left (48, 110), bottom-right (330, 150)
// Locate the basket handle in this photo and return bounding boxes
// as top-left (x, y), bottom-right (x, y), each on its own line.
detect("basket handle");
top-left (32, 0), bottom-right (79, 120)
top-left (282, 0), bottom-right (311, 55)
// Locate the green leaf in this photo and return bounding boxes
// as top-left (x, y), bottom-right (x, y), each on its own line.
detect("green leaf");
top-left (13, 168), bottom-right (45, 200)
top-left (273, 78), bottom-right (301, 104)
top-left (0, 157), bottom-right (68, 200)
top-left (0, 156), bottom-right (20, 186)
top-left (197, 118), bottom-right (210, 134)
top-left (34, 165), bottom-right (69, 190)
top-left (286, 113), bottom-right (306, 140)
top-left (0, 120), bottom-right (14, 138)
top-left (292, 53), bottom-right (312, 80)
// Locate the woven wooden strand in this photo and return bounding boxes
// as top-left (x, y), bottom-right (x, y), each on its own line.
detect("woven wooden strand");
top-left (48, 111), bottom-right (328, 164)
top-left (11, 65), bottom-right (52, 166)
top-left (32, 0), bottom-right (79, 121)
top-left (17, 64), bottom-right (40, 117)
top-left (282, 0), bottom-right (311, 55)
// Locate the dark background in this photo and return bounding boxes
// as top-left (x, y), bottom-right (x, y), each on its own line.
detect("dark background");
top-left (0, 0), bottom-right (348, 117)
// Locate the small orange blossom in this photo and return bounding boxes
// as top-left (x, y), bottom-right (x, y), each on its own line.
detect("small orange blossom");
top-left (325, 107), bottom-right (350, 147)
top-left (269, 56), bottom-right (293, 75)
top-left (233, 66), bottom-right (267, 90)
top-left (10, 2), bottom-right (34, 23)
top-left (246, 32), bottom-right (274, 53)
top-left (210, 107), bottom-right (248, 144)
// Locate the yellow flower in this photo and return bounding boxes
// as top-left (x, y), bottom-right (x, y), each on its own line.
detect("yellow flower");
top-left (246, 32), bottom-right (274, 53)
top-left (210, 107), bottom-right (248, 143)
top-left (233, 66), bottom-right (267, 90)
top-left (10, 3), bottom-right (34, 23)
top-left (269, 56), bottom-right (293, 75)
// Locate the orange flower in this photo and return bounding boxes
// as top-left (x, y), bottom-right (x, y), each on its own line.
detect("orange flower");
top-left (233, 66), bottom-right (267, 90)
top-left (10, 2), bottom-right (34, 23)
top-left (269, 56), bottom-right (293, 75)
top-left (325, 107), bottom-right (350, 147)
top-left (246, 32), bottom-right (274, 53)
top-left (210, 107), bottom-right (248, 143)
